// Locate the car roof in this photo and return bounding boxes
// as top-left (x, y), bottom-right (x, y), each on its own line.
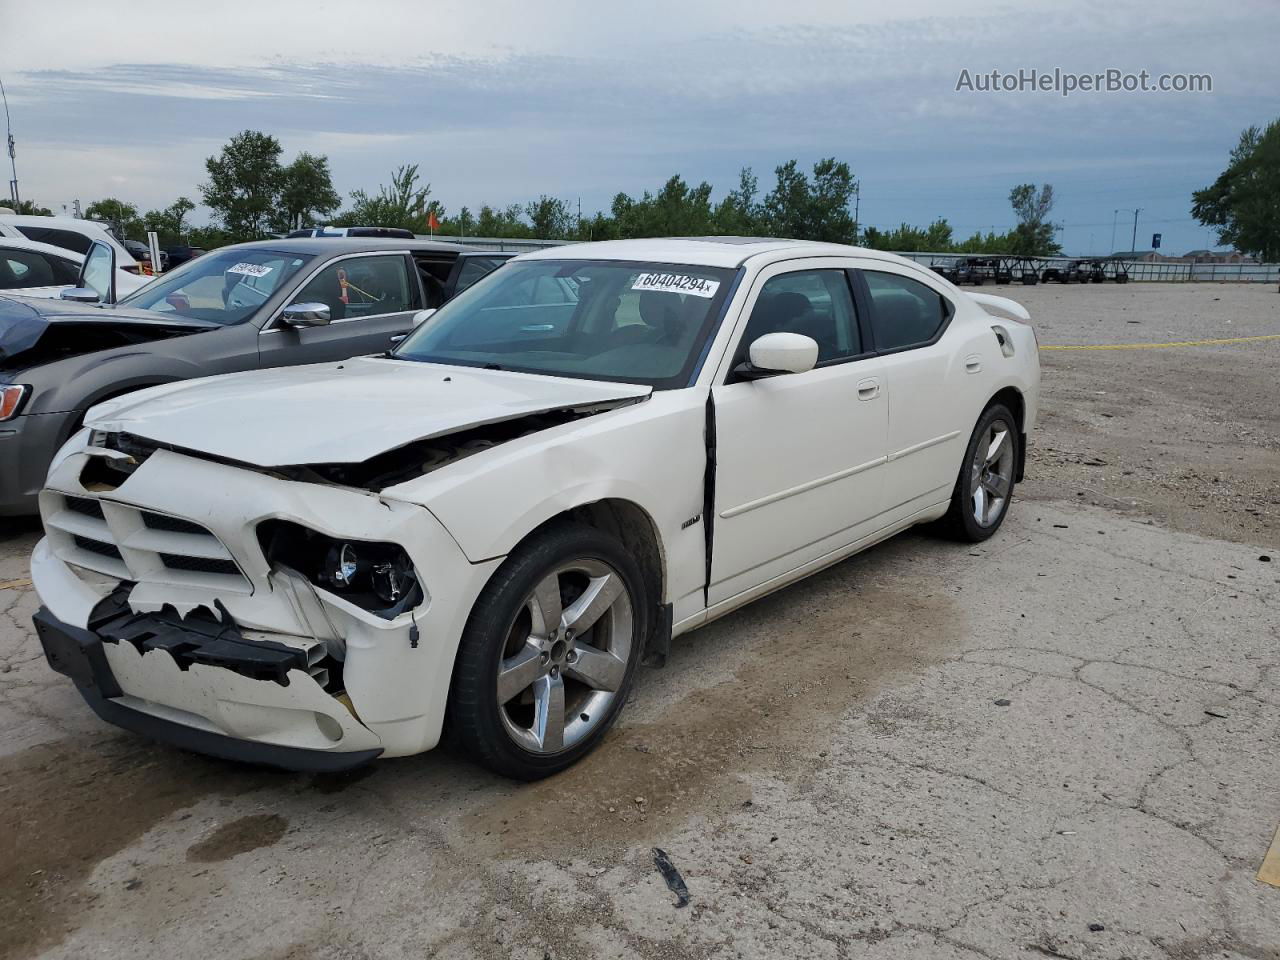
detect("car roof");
top-left (224, 237), bottom-right (477, 256)
top-left (512, 236), bottom-right (933, 273)
top-left (0, 234), bottom-right (85, 261)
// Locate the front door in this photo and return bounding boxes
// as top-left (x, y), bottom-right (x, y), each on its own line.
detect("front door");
top-left (258, 253), bottom-right (421, 366)
top-left (710, 262), bottom-right (888, 606)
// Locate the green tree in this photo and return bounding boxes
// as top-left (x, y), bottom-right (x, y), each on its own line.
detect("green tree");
top-left (713, 167), bottom-right (762, 236)
top-left (525, 195), bottom-right (573, 239)
top-left (200, 130), bottom-right (285, 240)
top-left (1008, 183), bottom-right (1059, 256)
top-left (11, 199), bottom-right (53, 216)
top-left (1193, 119), bottom-right (1280, 261)
top-left (474, 203), bottom-right (530, 238)
top-left (338, 164), bottom-right (432, 232)
top-left (138, 197), bottom-right (197, 246)
top-left (168, 197), bottom-right (195, 239)
top-left (85, 198), bottom-right (141, 239)
top-left (761, 158), bottom-right (858, 243)
top-left (275, 152), bottom-right (341, 232)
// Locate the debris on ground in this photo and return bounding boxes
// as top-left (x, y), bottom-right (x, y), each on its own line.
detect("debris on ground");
top-left (995, 699), bottom-right (1012, 707)
top-left (651, 847), bottom-right (690, 908)
top-left (1088, 922), bottom-right (1106, 932)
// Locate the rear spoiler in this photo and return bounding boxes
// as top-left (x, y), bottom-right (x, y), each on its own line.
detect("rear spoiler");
top-left (966, 292), bottom-right (1030, 323)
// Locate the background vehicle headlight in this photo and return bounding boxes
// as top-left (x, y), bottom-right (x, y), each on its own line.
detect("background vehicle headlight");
top-left (258, 520), bottom-right (422, 619)
top-left (0, 384), bottom-right (30, 421)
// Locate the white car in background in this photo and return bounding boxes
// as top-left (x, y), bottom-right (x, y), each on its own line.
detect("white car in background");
top-left (0, 213), bottom-right (140, 272)
top-left (31, 238), bottom-right (1039, 779)
top-left (0, 236), bottom-right (151, 300)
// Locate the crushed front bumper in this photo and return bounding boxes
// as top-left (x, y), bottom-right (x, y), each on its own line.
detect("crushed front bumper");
top-left (35, 600), bottom-right (384, 771)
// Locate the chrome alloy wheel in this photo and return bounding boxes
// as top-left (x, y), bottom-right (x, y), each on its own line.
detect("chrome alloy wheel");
top-left (495, 559), bottom-right (633, 755)
top-left (971, 422), bottom-right (1014, 527)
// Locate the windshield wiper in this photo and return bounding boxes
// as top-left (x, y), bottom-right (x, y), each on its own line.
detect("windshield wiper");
top-left (481, 362), bottom-right (505, 371)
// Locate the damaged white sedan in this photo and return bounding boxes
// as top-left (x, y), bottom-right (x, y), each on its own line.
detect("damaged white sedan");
top-left (32, 238), bottom-right (1039, 779)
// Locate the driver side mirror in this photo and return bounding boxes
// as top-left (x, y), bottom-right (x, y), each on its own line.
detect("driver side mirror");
top-left (281, 302), bottom-right (332, 327)
top-left (60, 287), bottom-right (102, 304)
top-left (734, 332), bottom-right (820, 380)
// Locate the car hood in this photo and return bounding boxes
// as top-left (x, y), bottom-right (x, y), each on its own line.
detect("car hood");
top-left (0, 294), bottom-right (217, 365)
top-left (86, 356), bottom-right (653, 466)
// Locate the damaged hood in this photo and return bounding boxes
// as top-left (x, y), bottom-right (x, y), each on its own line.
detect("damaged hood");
top-left (87, 356), bottom-right (653, 466)
top-left (0, 294), bottom-right (217, 364)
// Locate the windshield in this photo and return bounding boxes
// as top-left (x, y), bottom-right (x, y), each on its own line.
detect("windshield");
top-left (117, 249), bottom-right (313, 324)
top-left (394, 259), bottom-right (737, 388)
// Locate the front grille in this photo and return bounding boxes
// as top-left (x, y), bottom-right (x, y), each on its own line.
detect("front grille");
top-left (160, 554), bottom-right (241, 576)
top-left (73, 535), bottom-right (122, 560)
top-left (142, 511), bottom-right (208, 535)
top-left (65, 496), bottom-right (105, 520)
top-left (46, 493), bottom-right (250, 593)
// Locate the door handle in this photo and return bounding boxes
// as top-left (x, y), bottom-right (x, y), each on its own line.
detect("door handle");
top-left (964, 354), bottom-right (982, 373)
top-left (390, 334), bottom-right (407, 344)
top-left (856, 377), bottom-right (880, 401)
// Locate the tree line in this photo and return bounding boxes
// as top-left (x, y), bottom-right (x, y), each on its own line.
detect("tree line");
top-left (16, 117), bottom-right (1278, 259)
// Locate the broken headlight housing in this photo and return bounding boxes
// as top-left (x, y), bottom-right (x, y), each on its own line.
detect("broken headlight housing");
top-left (257, 520), bottom-right (423, 619)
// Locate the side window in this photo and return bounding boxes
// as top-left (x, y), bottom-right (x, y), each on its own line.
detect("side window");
top-left (293, 255), bottom-right (412, 321)
top-left (0, 250), bottom-right (57, 288)
top-left (16, 226), bottom-right (93, 255)
top-left (81, 242), bottom-right (115, 301)
top-left (740, 269), bottom-right (861, 364)
top-left (453, 257), bottom-right (501, 295)
top-left (863, 271), bottom-right (950, 351)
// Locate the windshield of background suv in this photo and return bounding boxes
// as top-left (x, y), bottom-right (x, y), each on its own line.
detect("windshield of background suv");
top-left (394, 259), bottom-right (737, 388)
top-left (118, 249), bottom-right (313, 324)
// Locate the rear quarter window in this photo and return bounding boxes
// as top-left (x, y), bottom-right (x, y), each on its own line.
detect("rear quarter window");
top-left (863, 270), bottom-right (952, 352)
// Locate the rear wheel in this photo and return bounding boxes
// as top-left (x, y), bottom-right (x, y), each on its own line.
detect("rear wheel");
top-left (446, 524), bottom-right (647, 780)
top-left (938, 404), bottom-right (1019, 542)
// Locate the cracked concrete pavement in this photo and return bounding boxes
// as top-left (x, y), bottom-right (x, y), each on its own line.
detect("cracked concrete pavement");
top-left (1, 282), bottom-right (1277, 959)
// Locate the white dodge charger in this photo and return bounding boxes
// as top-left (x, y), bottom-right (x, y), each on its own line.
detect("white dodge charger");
top-left (31, 238), bottom-right (1039, 779)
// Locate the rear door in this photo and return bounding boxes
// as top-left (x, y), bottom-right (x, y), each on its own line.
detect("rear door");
top-left (853, 265), bottom-right (968, 522)
top-left (258, 253), bottom-right (423, 366)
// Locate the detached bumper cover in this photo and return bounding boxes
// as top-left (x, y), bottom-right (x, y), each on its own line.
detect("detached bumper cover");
top-left (34, 604), bottom-right (383, 772)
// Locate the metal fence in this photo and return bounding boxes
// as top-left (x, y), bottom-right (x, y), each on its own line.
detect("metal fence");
top-left (893, 251), bottom-right (1280, 283)
top-left (421, 237), bottom-right (1279, 282)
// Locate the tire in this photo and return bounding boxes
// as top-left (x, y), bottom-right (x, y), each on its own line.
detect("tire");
top-left (937, 404), bottom-right (1019, 542)
top-left (446, 523), bottom-right (649, 780)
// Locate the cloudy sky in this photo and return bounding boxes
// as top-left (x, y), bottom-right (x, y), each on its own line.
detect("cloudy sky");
top-left (1, 0), bottom-right (1275, 254)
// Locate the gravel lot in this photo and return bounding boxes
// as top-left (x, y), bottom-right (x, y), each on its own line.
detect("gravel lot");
top-left (1, 281), bottom-right (1277, 960)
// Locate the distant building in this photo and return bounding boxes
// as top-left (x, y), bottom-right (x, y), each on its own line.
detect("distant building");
top-left (1181, 249), bottom-right (1257, 264)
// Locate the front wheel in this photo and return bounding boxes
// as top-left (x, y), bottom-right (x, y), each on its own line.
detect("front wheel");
top-left (938, 404), bottom-right (1019, 542)
top-left (446, 524), bottom-right (648, 780)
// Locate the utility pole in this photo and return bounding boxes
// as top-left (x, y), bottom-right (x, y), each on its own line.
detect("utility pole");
top-left (0, 75), bottom-right (18, 207)
top-left (853, 181), bottom-right (861, 244)
top-left (1130, 208), bottom-right (1141, 254)
top-left (1110, 210), bottom-right (1119, 254)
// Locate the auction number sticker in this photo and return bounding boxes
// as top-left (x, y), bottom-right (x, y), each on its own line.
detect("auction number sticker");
top-left (632, 272), bottom-right (720, 298)
top-left (227, 262), bottom-right (274, 278)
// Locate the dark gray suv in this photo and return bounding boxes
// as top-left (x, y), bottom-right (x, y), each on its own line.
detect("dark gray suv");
top-left (0, 237), bottom-right (510, 515)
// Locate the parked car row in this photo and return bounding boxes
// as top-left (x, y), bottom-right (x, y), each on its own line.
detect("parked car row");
top-left (16, 235), bottom-right (1039, 782)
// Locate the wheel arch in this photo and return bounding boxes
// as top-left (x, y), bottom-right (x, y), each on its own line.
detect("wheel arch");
top-left (503, 497), bottom-right (666, 616)
top-left (984, 385), bottom-right (1026, 481)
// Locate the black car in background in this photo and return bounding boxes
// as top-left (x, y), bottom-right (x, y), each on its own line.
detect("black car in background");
top-left (122, 240), bottom-right (170, 272)
top-left (165, 245), bottom-right (207, 268)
